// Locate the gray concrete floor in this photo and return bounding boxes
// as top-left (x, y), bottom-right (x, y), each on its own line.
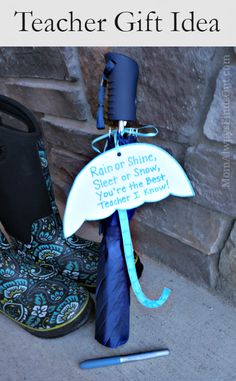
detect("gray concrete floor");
top-left (1, 250), bottom-right (236, 381)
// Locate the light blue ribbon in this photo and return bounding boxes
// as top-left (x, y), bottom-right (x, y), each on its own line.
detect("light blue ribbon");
top-left (91, 125), bottom-right (159, 154)
top-left (118, 209), bottom-right (171, 308)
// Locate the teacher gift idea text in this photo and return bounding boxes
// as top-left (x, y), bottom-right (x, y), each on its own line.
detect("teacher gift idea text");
top-left (63, 143), bottom-right (194, 238)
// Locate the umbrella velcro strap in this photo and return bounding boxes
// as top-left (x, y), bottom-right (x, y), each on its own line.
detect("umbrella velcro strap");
top-left (96, 60), bottom-right (116, 130)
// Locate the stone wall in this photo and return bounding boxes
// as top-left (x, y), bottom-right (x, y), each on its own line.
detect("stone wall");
top-left (0, 47), bottom-right (235, 303)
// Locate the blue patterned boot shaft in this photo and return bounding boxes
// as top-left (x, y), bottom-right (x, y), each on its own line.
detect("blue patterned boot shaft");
top-left (0, 230), bottom-right (93, 338)
top-left (10, 210), bottom-right (100, 290)
top-left (0, 95), bottom-right (100, 289)
top-left (29, 138), bottom-right (100, 290)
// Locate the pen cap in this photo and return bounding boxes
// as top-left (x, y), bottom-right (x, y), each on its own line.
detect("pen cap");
top-left (105, 52), bottom-right (139, 122)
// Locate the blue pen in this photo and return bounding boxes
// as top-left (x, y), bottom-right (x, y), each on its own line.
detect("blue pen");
top-left (80, 349), bottom-right (170, 369)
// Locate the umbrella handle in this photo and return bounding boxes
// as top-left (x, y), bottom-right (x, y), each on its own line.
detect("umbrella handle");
top-left (118, 209), bottom-right (171, 308)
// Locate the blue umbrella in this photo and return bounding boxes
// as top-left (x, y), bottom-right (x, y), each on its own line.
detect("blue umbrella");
top-left (63, 52), bottom-right (172, 347)
top-left (95, 53), bottom-right (142, 348)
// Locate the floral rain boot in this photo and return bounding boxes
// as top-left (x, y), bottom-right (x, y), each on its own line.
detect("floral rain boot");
top-left (0, 230), bottom-right (93, 338)
top-left (0, 94), bottom-right (100, 291)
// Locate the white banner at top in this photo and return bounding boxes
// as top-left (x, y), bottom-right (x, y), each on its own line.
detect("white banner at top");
top-left (0, 0), bottom-right (235, 46)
